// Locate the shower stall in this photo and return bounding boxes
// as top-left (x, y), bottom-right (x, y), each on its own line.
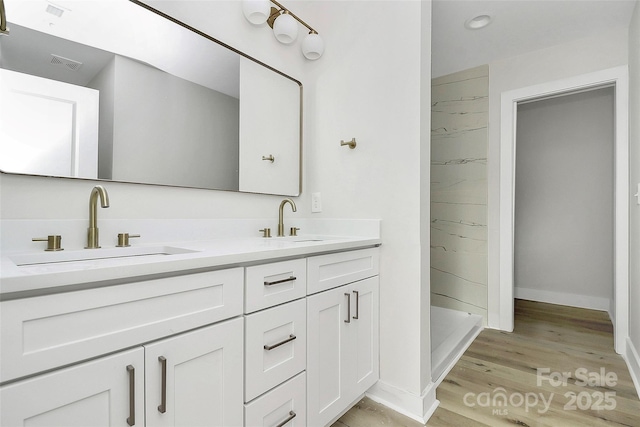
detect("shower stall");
top-left (430, 65), bottom-right (489, 382)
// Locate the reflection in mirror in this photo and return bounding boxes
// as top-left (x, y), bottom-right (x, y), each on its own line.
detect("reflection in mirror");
top-left (0, 0), bottom-right (302, 196)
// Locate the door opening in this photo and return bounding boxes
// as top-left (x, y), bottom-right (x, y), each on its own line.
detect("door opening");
top-left (496, 67), bottom-right (629, 354)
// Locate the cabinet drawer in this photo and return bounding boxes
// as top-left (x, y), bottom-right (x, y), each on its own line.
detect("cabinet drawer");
top-left (244, 372), bottom-right (306, 427)
top-left (0, 268), bottom-right (243, 384)
top-left (245, 259), bottom-right (306, 314)
top-left (245, 299), bottom-right (306, 402)
top-left (307, 248), bottom-right (379, 295)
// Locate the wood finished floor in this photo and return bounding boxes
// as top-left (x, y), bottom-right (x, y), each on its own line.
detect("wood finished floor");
top-left (332, 300), bottom-right (640, 427)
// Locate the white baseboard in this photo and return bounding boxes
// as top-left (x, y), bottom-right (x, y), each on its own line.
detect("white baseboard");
top-left (624, 337), bottom-right (640, 399)
top-left (515, 287), bottom-right (610, 312)
top-left (366, 380), bottom-right (438, 424)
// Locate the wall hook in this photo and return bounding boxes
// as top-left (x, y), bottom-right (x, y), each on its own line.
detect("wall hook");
top-left (340, 138), bottom-right (356, 149)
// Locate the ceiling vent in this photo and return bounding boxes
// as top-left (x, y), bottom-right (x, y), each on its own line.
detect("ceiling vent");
top-left (45, 4), bottom-right (65, 18)
top-left (50, 54), bottom-right (83, 72)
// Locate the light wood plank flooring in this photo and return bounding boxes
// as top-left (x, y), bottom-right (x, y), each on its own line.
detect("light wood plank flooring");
top-left (332, 300), bottom-right (640, 427)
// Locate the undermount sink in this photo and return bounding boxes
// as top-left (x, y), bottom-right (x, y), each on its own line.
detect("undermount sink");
top-left (10, 246), bottom-right (198, 267)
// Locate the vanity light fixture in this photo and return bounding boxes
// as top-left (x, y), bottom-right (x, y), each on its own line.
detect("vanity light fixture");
top-left (242, 0), bottom-right (324, 60)
top-left (464, 14), bottom-right (492, 30)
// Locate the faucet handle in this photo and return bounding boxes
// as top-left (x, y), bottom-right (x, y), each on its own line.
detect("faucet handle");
top-left (259, 228), bottom-right (272, 238)
top-left (117, 233), bottom-right (140, 247)
top-left (290, 227), bottom-right (300, 237)
top-left (32, 235), bottom-right (64, 251)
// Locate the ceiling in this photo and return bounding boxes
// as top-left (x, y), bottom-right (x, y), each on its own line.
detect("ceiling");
top-left (431, 0), bottom-right (637, 78)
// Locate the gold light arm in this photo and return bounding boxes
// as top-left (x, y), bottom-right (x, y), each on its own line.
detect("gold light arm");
top-left (268, 0), bottom-right (318, 34)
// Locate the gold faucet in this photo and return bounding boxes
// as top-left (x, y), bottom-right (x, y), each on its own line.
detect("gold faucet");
top-left (86, 185), bottom-right (110, 248)
top-left (278, 198), bottom-right (297, 237)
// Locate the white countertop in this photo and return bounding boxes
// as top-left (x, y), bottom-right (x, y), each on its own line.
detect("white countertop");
top-left (0, 234), bottom-right (381, 297)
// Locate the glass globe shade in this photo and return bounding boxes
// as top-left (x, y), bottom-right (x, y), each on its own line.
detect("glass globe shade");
top-left (242, 0), bottom-right (270, 25)
top-left (302, 32), bottom-right (324, 60)
top-left (273, 12), bottom-right (298, 44)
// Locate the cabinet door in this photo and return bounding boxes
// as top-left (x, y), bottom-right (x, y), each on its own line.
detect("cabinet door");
top-left (0, 347), bottom-right (144, 427)
top-left (350, 277), bottom-right (379, 395)
top-left (144, 318), bottom-right (243, 427)
top-left (306, 286), bottom-right (352, 427)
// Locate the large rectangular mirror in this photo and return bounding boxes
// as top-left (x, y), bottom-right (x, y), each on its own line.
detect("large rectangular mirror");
top-left (0, 0), bottom-right (302, 196)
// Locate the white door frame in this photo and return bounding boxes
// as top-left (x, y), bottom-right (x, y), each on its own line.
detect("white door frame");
top-left (498, 66), bottom-right (629, 354)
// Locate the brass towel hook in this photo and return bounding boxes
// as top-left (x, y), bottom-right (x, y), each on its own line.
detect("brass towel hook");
top-left (340, 138), bottom-right (356, 149)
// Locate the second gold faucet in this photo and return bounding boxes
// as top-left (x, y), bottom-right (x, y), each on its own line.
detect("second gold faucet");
top-left (278, 198), bottom-right (297, 237)
top-left (86, 185), bottom-right (110, 249)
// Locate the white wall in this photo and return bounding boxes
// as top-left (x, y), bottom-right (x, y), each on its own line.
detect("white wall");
top-left (628, 1), bottom-right (640, 361)
top-left (487, 27), bottom-right (629, 327)
top-left (299, 0), bottom-right (434, 418)
top-left (514, 88), bottom-right (614, 310)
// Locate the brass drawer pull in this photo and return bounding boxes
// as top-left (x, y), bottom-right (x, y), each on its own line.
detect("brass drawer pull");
top-left (353, 290), bottom-right (359, 320)
top-left (126, 365), bottom-right (136, 426)
top-left (274, 411), bottom-right (297, 427)
top-left (344, 293), bottom-right (351, 323)
top-left (158, 356), bottom-right (167, 414)
top-left (264, 334), bottom-right (297, 351)
top-left (264, 276), bottom-right (296, 286)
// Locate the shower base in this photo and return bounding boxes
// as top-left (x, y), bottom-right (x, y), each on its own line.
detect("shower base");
top-left (431, 306), bottom-right (483, 384)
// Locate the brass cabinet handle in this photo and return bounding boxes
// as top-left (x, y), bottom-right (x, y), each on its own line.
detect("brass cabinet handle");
top-left (274, 411), bottom-right (297, 427)
top-left (264, 334), bottom-right (297, 351)
top-left (126, 365), bottom-right (136, 426)
top-left (353, 290), bottom-right (359, 320)
top-left (158, 356), bottom-right (167, 414)
top-left (262, 155), bottom-right (275, 163)
top-left (344, 293), bottom-right (351, 323)
top-left (264, 276), bottom-right (296, 286)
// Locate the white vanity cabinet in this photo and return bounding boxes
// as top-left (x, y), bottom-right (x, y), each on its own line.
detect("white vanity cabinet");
top-left (0, 268), bottom-right (245, 427)
top-left (0, 241), bottom-right (381, 427)
top-left (0, 319), bottom-right (243, 427)
top-left (306, 249), bottom-right (380, 427)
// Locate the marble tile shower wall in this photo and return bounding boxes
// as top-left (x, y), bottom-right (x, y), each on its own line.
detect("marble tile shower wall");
top-left (430, 65), bottom-right (489, 323)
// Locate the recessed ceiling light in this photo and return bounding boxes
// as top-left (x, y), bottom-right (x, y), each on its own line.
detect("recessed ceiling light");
top-left (465, 14), bottom-right (492, 30)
